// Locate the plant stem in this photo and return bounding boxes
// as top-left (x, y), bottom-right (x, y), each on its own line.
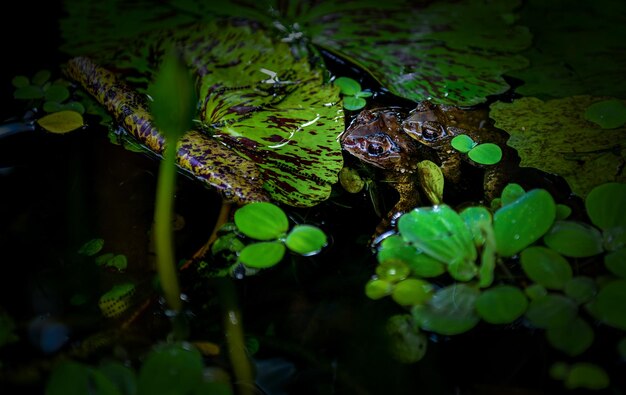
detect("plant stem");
top-left (154, 141), bottom-right (182, 313)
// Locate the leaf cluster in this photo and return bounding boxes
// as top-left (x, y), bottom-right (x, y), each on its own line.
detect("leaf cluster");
top-left (333, 77), bottom-right (372, 111)
top-left (210, 202), bottom-right (327, 275)
top-left (368, 181), bottom-right (626, 390)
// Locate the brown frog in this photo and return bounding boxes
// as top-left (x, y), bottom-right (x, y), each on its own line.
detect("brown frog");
top-left (340, 100), bottom-right (515, 236)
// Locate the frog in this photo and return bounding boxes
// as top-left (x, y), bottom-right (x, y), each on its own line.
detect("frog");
top-left (340, 100), bottom-right (516, 236)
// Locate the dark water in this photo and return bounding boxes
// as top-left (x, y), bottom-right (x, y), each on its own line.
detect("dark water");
top-left (0, 3), bottom-right (622, 395)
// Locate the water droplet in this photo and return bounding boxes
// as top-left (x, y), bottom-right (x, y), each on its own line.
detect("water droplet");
top-left (513, 234), bottom-right (520, 240)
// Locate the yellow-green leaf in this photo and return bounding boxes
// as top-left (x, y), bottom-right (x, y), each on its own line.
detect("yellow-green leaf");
top-left (37, 110), bottom-right (84, 134)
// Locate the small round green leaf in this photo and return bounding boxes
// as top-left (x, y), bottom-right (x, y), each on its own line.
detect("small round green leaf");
top-left (584, 99), bottom-right (626, 129)
top-left (585, 182), bottom-right (626, 230)
top-left (564, 276), bottom-right (597, 304)
top-left (500, 183), bottom-right (525, 206)
top-left (525, 283), bottom-right (548, 300)
top-left (343, 96), bottom-right (367, 111)
top-left (365, 278), bottom-right (393, 300)
top-left (460, 206), bottom-right (493, 247)
top-left (494, 189), bottom-right (556, 257)
top-left (14, 85), bottom-right (44, 100)
top-left (137, 342), bottom-right (203, 395)
top-left (285, 225), bottom-right (327, 255)
top-left (338, 167), bottom-right (365, 193)
top-left (564, 363), bottom-right (610, 390)
top-left (475, 285), bottom-right (528, 324)
top-left (398, 205), bottom-right (476, 266)
top-left (44, 84), bottom-right (70, 102)
top-left (333, 76), bottom-right (361, 95)
top-left (234, 202), bottom-right (289, 240)
top-left (391, 278), bottom-right (434, 306)
top-left (546, 316), bottom-right (594, 356)
top-left (377, 235), bottom-right (446, 278)
top-left (376, 259), bottom-right (410, 283)
top-left (605, 247), bottom-right (626, 278)
top-left (543, 221), bottom-right (604, 258)
top-left (238, 242), bottom-right (286, 268)
top-left (37, 110), bottom-right (84, 134)
top-left (386, 314), bottom-right (428, 363)
top-left (32, 70), bottom-right (52, 86)
top-left (467, 143), bottom-right (502, 165)
top-left (411, 283), bottom-right (480, 335)
top-left (451, 134), bottom-right (475, 153)
top-left (525, 294), bottom-right (577, 329)
top-left (520, 246), bottom-right (572, 290)
top-left (596, 279), bottom-right (626, 330)
top-left (11, 75), bottom-right (29, 88)
top-left (555, 204), bottom-right (572, 220)
top-left (78, 238), bottom-right (104, 256)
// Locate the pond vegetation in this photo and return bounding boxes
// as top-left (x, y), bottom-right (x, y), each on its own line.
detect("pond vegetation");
top-left (1, 0), bottom-right (625, 394)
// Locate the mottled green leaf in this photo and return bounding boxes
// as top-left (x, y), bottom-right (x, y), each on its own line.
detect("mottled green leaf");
top-left (490, 96), bottom-right (626, 198)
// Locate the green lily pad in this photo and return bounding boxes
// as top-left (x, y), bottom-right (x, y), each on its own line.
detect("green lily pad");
top-left (398, 205), bottom-right (476, 268)
top-left (490, 96), bottom-right (626, 198)
top-left (475, 285), bottom-right (528, 324)
top-left (333, 76), bottom-right (361, 95)
top-left (520, 246), bottom-right (572, 289)
top-left (467, 143), bottom-right (502, 165)
top-left (493, 189), bottom-right (556, 257)
top-left (585, 182), bottom-right (626, 230)
top-left (584, 99), bottom-right (626, 129)
top-left (604, 247), bottom-right (626, 278)
top-left (595, 279), bottom-right (626, 330)
top-left (411, 283), bottom-right (480, 336)
top-left (546, 316), bottom-right (594, 356)
top-left (61, 0), bottom-right (531, 108)
top-left (564, 276), bottom-right (597, 305)
top-left (542, 221), bottom-right (604, 258)
top-left (451, 134), bottom-right (476, 153)
top-left (377, 235), bottom-right (446, 278)
top-left (137, 342), bottom-right (203, 395)
top-left (64, 20), bottom-right (344, 207)
top-left (386, 314), bottom-right (428, 363)
top-left (391, 278), bottom-right (434, 306)
top-left (563, 363), bottom-right (610, 390)
top-left (238, 241), bottom-right (286, 269)
top-left (285, 225), bottom-right (327, 255)
top-left (507, 0), bottom-right (626, 99)
top-left (525, 293), bottom-right (577, 329)
top-left (365, 278), bottom-right (393, 300)
top-left (234, 202), bottom-right (289, 241)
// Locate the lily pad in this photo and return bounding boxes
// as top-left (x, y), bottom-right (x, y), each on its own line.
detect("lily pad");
top-left (490, 96), bottom-right (626, 198)
top-left (584, 99), bottom-right (626, 129)
top-left (411, 283), bottom-right (480, 336)
top-left (493, 189), bottom-right (556, 257)
top-left (61, 0), bottom-right (531, 108)
top-left (64, 20), bottom-right (344, 207)
top-left (520, 246), bottom-right (572, 290)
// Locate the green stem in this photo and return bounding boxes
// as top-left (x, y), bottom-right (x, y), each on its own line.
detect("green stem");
top-left (154, 141), bottom-right (182, 313)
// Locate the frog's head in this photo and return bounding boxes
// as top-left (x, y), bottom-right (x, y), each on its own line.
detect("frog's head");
top-left (401, 100), bottom-right (456, 147)
top-left (340, 108), bottom-right (419, 171)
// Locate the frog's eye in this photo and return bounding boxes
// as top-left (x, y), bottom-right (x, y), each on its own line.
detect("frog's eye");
top-left (367, 142), bottom-right (385, 156)
top-left (421, 121), bottom-right (446, 141)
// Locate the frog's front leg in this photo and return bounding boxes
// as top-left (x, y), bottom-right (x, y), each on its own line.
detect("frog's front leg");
top-left (374, 172), bottom-right (422, 238)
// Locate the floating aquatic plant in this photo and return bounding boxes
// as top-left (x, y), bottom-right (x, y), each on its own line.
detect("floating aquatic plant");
top-left (450, 134), bottom-right (503, 165)
top-left (367, 181), bottom-right (625, 385)
top-left (333, 76), bottom-right (372, 111)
